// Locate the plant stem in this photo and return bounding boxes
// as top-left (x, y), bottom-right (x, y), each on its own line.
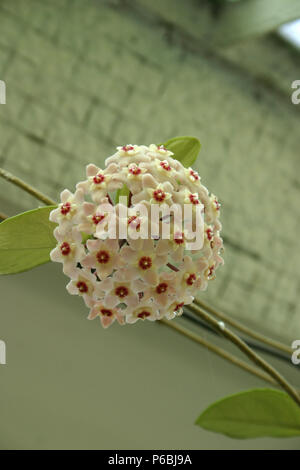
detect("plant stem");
top-left (190, 303), bottom-right (300, 406)
top-left (0, 168), bottom-right (56, 206)
top-left (0, 211), bottom-right (8, 220)
top-left (160, 318), bottom-right (276, 385)
top-left (166, 261), bottom-right (292, 357)
top-left (194, 298), bottom-right (292, 356)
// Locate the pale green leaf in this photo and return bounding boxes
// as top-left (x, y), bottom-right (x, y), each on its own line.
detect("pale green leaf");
top-left (0, 206), bottom-right (57, 275)
top-left (196, 388), bottom-right (300, 439)
top-left (163, 136), bottom-right (201, 168)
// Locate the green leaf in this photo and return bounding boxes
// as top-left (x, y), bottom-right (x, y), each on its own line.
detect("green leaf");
top-left (195, 388), bottom-right (300, 439)
top-left (0, 206), bottom-right (57, 275)
top-left (163, 136), bottom-right (201, 168)
top-left (115, 184), bottom-right (130, 205)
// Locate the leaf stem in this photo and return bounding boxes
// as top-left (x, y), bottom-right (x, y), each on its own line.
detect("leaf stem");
top-left (159, 318), bottom-right (276, 386)
top-left (194, 298), bottom-right (292, 356)
top-left (0, 168), bottom-right (56, 206)
top-left (190, 303), bottom-right (300, 406)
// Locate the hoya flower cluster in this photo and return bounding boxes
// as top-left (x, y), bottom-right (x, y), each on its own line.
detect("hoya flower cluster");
top-left (50, 144), bottom-right (223, 328)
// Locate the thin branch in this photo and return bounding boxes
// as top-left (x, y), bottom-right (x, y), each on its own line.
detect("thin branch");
top-left (0, 168), bottom-right (56, 206)
top-left (194, 298), bottom-right (292, 356)
top-left (159, 318), bottom-right (276, 386)
top-left (190, 303), bottom-right (300, 406)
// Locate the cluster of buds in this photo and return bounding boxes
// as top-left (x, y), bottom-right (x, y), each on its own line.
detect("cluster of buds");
top-left (50, 144), bottom-right (223, 328)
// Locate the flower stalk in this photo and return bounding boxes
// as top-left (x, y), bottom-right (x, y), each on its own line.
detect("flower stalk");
top-left (194, 298), bottom-right (292, 356)
top-left (160, 318), bottom-right (276, 386)
top-left (190, 303), bottom-right (300, 406)
top-left (0, 167), bottom-right (56, 206)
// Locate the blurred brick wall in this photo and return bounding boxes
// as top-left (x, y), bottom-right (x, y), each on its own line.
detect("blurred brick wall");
top-left (0, 0), bottom-right (299, 339)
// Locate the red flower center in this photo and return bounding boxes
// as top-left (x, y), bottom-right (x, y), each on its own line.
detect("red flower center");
top-left (128, 215), bottom-right (141, 230)
top-left (76, 281), bottom-right (88, 293)
top-left (96, 250), bottom-right (110, 264)
top-left (92, 214), bottom-right (105, 225)
top-left (189, 194), bottom-right (199, 205)
top-left (156, 282), bottom-right (168, 294)
top-left (190, 169), bottom-right (199, 180)
top-left (174, 231), bottom-right (184, 245)
top-left (60, 242), bottom-right (71, 256)
top-left (160, 161), bottom-right (171, 171)
top-left (175, 302), bottom-right (184, 312)
top-left (207, 266), bottom-right (215, 278)
top-left (115, 286), bottom-right (129, 298)
top-left (139, 256), bottom-right (152, 270)
top-left (206, 228), bottom-right (213, 241)
top-left (122, 145), bottom-right (134, 152)
top-left (137, 311), bottom-right (151, 319)
top-left (60, 202), bottom-right (71, 215)
top-left (153, 189), bottom-right (166, 202)
top-left (214, 199), bottom-right (220, 211)
top-left (186, 273), bottom-right (196, 286)
top-left (93, 173), bottom-right (105, 184)
top-left (157, 145), bottom-right (166, 151)
top-left (101, 308), bottom-right (113, 317)
top-left (129, 165), bottom-right (141, 175)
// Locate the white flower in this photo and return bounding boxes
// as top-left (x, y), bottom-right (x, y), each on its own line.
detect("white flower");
top-left (125, 300), bottom-right (158, 324)
top-left (49, 143), bottom-right (224, 328)
top-left (50, 227), bottom-right (85, 276)
top-left (49, 188), bottom-right (84, 227)
top-left (82, 238), bottom-right (120, 280)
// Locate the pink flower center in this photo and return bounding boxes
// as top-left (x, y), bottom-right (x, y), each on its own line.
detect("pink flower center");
top-left (137, 310), bottom-right (151, 319)
top-left (60, 202), bottom-right (71, 215)
top-left (153, 189), bottom-right (166, 202)
top-left (122, 145), bottom-right (134, 152)
top-left (92, 214), bottom-right (105, 225)
top-left (93, 173), bottom-right (105, 184)
top-left (157, 145), bottom-right (166, 151)
top-left (96, 250), bottom-right (110, 264)
top-left (190, 169), bottom-right (199, 180)
top-left (189, 194), bottom-right (199, 205)
top-left (156, 282), bottom-right (168, 294)
top-left (160, 161), bottom-right (171, 171)
top-left (186, 273), bottom-right (196, 286)
top-left (129, 165), bottom-right (141, 175)
top-left (76, 281), bottom-right (88, 293)
top-left (115, 286), bottom-right (129, 298)
top-left (101, 308), bottom-right (113, 317)
top-left (139, 256), bottom-right (152, 270)
top-left (60, 242), bottom-right (71, 256)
